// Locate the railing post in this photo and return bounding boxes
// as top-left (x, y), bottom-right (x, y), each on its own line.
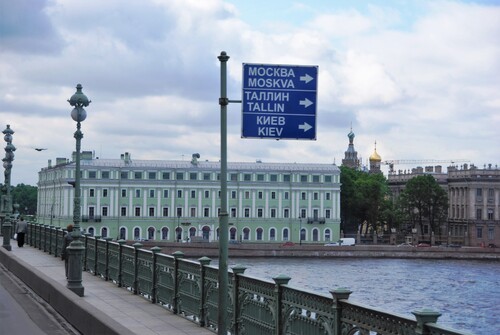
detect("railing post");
top-left (172, 251), bottom-right (184, 314)
top-left (93, 236), bottom-right (101, 275)
top-left (273, 274), bottom-right (291, 335)
top-left (42, 225), bottom-right (48, 251)
top-left (231, 265), bottom-right (247, 335)
top-left (117, 239), bottom-right (126, 287)
top-left (83, 233), bottom-right (91, 271)
top-left (55, 227), bottom-right (61, 257)
top-left (133, 242), bottom-right (143, 295)
top-left (48, 225), bottom-right (54, 254)
top-left (412, 309), bottom-right (441, 335)
top-left (330, 288), bottom-right (353, 335)
top-left (150, 246), bottom-right (161, 304)
top-left (198, 256), bottom-right (212, 327)
top-left (103, 237), bottom-right (113, 281)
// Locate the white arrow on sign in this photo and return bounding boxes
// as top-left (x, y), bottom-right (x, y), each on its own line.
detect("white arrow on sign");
top-left (299, 98), bottom-right (313, 108)
top-left (300, 73), bottom-right (314, 84)
top-left (298, 122), bottom-right (312, 132)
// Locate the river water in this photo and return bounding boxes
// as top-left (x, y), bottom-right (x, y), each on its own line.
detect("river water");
top-left (223, 258), bottom-right (499, 334)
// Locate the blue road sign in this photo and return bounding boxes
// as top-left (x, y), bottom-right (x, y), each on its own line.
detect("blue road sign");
top-left (241, 63), bottom-right (318, 140)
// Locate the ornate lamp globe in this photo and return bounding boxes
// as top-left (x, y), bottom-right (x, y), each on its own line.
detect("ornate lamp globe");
top-left (68, 84), bottom-right (91, 122)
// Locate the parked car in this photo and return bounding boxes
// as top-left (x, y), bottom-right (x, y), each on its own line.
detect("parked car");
top-left (488, 243), bottom-right (497, 248)
top-left (397, 242), bottom-right (414, 247)
top-left (282, 241), bottom-right (295, 247)
top-left (324, 238), bottom-right (355, 246)
top-left (416, 243), bottom-right (431, 248)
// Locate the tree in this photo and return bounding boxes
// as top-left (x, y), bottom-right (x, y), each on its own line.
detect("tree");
top-left (11, 183), bottom-right (38, 215)
top-left (398, 175), bottom-right (448, 237)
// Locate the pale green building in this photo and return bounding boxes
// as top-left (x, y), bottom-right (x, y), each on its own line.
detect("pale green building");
top-left (37, 152), bottom-right (341, 244)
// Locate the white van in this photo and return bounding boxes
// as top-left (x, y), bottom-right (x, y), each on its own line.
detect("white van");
top-left (324, 238), bottom-right (356, 246)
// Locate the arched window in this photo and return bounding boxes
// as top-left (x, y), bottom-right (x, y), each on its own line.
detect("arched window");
top-left (282, 228), bottom-right (289, 241)
top-left (189, 227), bottom-right (196, 237)
top-left (161, 227), bottom-right (169, 240)
top-left (270, 228), bottom-right (276, 241)
top-left (230, 227), bottom-right (237, 240)
top-left (256, 228), bottom-right (263, 241)
top-left (148, 227), bottom-right (155, 240)
top-left (300, 228), bottom-right (306, 242)
top-left (119, 227), bottom-right (126, 240)
top-left (175, 227), bottom-right (182, 242)
top-left (134, 227), bottom-right (140, 240)
top-left (88, 227), bottom-right (95, 236)
top-left (312, 228), bottom-right (319, 241)
top-left (243, 227), bottom-right (250, 240)
top-left (101, 227), bottom-right (108, 238)
top-left (202, 226), bottom-right (210, 240)
top-left (324, 228), bottom-right (331, 241)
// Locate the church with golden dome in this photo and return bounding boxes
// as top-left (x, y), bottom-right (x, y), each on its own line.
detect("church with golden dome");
top-left (369, 141), bottom-right (382, 174)
top-left (341, 128), bottom-right (382, 174)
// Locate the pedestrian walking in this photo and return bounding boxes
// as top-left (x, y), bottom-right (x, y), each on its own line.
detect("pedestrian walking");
top-left (15, 216), bottom-right (28, 248)
top-left (61, 224), bottom-right (74, 278)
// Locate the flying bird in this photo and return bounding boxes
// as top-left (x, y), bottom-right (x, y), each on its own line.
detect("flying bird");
top-left (34, 148), bottom-right (47, 151)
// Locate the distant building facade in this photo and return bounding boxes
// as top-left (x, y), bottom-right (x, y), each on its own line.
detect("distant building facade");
top-left (37, 152), bottom-right (341, 244)
top-left (387, 164), bottom-right (500, 247)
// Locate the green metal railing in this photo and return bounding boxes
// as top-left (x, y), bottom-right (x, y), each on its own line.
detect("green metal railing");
top-left (26, 223), bottom-right (472, 335)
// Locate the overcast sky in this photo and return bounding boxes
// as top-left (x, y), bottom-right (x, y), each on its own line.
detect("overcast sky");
top-left (1, 0), bottom-right (499, 186)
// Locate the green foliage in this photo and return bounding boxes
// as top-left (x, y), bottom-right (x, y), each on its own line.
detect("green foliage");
top-left (10, 183), bottom-right (38, 215)
top-left (340, 167), bottom-right (392, 233)
top-left (398, 175), bottom-right (448, 236)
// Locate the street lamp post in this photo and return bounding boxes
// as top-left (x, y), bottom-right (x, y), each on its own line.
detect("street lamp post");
top-left (177, 213), bottom-right (181, 242)
top-left (66, 84), bottom-right (90, 297)
top-left (1, 125), bottom-right (16, 251)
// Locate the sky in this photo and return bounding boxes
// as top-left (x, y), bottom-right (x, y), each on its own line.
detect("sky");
top-left (1, 0), bottom-right (499, 186)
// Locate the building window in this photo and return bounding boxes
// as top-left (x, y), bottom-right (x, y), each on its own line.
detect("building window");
top-left (89, 189), bottom-right (95, 197)
top-left (283, 174), bottom-right (290, 182)
top-left (257, 174), bottom-right (265, 181)
top-left (101, 171), bottom-right (110, 179)
top-left (477, 227), bottom-right (483, 238)
top-left (120, 171), bottom-right (129, 179)
top-left (270, 208), bottom-right (277, 218)
top-left (270, 228), bottom-right (276, 241)
top-left (176, 207), bottom-right (182, 217)
top-left (257, 208), bottom-right (263, 218)
top-left (135, 207), bottom-right (141, 217)
top-left (176, 172), bottom-right (184, 180)
top-left (149, 189), bottom-right (155, 198)
top-left (101, 227), bottom-right (108, 238)
top-left (312, 175), bottom-right (320, 183)
top-left (191, 190), bottom-right (196, 199)
top-left (245, 191), bottom-right (250, 199)
top-left (325, 209), bottom-right (331, 219)
top-left (283, 208), bottom-right (289, 218)
top-left (284, 192), bottom-right (289, 200)
top-left (325, 229), bottom-right (331, 241)
top-left (134, 228), bottom-right (140, 240)
top-left (121, 207), bottom-right (127, 216)
top-left (271, 192), bottom-right (276, 199)
top-left (190, 172), bottom-right (197, 180)
top-left (256, 228), bottom-right (263, 240)
top-left (230, 173), bottom-right (238, 181)
top-left (313, 192), bottom-right (319, 200)
top-left (282, 228), bottom-right (289, 241)
top-left (89, 171), bottom-right (97, 179)
top-left (325, 175), bottom-right (332, 182)
top-left (204, 190), bottom-right (210, 198)
top-left (313, 209), bottom-right (319, 219)
top-left (258, 191), bottom-right (263, 199)
top-left (134, 171), bottom-right (142, 179)
top-left (218, 190), bottom-right (221, 198)
top-left (177, 190), bottom-right (182, 198)
top-left (301, 192), bottom-right (306, 200)
top-left (162, 227), bottom-right (169, 240)
top-left (120, 227), bottom-right (126, 240)
top-left (203, 173), bottom-right (211, 180)
top-left (103, 189), bottom-right (108, 197)
top-left (231, 191), bottom-right (237, 199)
top-left (163, 190), bottom-right (169, 198)
top-left (488, 209), bottom-right (494, 220)
top-left (148, 172), bottom-right (156, 180)
top-left (163, 207), bottom-right (169, 217)
top-left (300, 209), bottom-right (306, 218)
top-left (162, 172), bottom-right (170, 180)
top-left (300, 175), bottom-right (308, 182)
top-left (313, 229), bottom-right (319, 241)
top-left (135, 189), bottom-right (141, 198)
top-left (488, 227), bottom-right (494, 240)
top-left (270, 174), bottom-right (278, 182)
top-left (231, 208), bottom-right (237, 217)
top-left (476, 188), bottom-right (482, 197)
top-left (102, 207), bottom-right (108, 217)
top-left (149, 207), bottom-right (155, 217)
top-left (476, 208), bottom-right (482, 220)
top-left (204, 207), bottom-right (210, 217)
top-left (244, 174), bottom-right (251, 181)
top-left (244, 208), bottom-right (250, 218)
top-left (325, 192), bottom-right (331, 201)
top-left (243, 228), bottom-right (250, 240)
top-left (191, 207), bottom-right (196, 217)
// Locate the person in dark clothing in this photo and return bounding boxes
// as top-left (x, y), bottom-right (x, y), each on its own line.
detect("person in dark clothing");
top-left (15, 217), bottom-right (28, 247)
top-left (62, 224), bottom-right (74, 278)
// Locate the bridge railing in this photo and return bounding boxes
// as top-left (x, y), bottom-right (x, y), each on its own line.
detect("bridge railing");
top-left (26, 223), bottom-right (472, 335)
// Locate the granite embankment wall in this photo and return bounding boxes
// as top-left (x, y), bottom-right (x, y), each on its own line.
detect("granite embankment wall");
top-left (130, 242), bottom-right (500, 260)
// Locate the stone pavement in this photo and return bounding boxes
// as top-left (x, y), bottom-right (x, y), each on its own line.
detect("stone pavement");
top-left (0, 241), bottom-right (214, 335)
